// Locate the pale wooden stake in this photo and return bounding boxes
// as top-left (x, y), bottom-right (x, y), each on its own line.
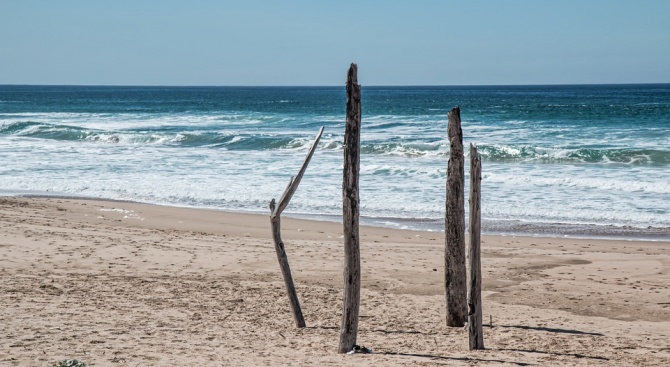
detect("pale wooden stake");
top-left (338, 63), bottom-right (362, 354)
top-left (468, 143), bottom-right (484, 349)
top-left (269, 126), bottom-right (325, 328)
top-left (445, 106), bottom-right (467, 327)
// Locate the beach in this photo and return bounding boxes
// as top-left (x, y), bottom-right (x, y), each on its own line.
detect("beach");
top-left (1, 196), bottom-right (668, 366)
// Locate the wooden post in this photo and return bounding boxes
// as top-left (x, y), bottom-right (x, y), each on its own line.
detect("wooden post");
top-left (445, 106), bottom-right (467, 327)
top-left (468, 144), bottom-right (484, 350)
top-left (338, 63), bottom-right (361, 354)
top-left (269, 126), bottom-right (325, 328)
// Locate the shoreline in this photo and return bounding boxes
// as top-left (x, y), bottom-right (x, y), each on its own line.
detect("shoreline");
top-left (6, 191), bottom-right (670, 242)
top-left (1, 196), bottom-right (669, 366)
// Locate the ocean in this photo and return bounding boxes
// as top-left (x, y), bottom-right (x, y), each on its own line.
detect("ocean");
top-left (1, 84), bottom-right (669, 240)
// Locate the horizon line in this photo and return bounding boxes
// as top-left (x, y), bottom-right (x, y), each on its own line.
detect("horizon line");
top-left (2, 82), bottom-right (670, 88)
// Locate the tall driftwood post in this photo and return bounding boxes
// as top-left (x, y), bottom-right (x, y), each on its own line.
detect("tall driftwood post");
top-left (445, 106), bottom-right (467, 327)
top-left (269, 126), bottom-right (325, 328)
top-left (339, 63), bottom-right (362, 354)
top-left (468, 144), bottom-right (484, 349)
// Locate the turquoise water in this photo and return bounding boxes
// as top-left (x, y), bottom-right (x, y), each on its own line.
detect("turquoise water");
top-left (1, 84), bottom-right (669, 239)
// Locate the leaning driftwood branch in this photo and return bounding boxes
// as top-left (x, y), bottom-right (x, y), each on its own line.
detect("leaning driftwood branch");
top-left (270, 126), bottom-right (324, 328)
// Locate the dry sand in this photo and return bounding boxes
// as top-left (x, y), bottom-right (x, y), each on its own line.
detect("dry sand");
top-left (0, 196), bottom-right (669, 366)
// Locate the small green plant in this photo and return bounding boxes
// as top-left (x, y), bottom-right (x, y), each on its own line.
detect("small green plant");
top-left (53, 359), bottom-right (87, 367)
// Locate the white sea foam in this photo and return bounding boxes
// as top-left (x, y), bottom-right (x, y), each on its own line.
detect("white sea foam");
top-left (0, 111), bottom-right (272, 132)
top-left (485, 168), bottom-right (670, 194)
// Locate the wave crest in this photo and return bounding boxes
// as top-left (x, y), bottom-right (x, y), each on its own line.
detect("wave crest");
top-left (477, 144), bottom-right (670, 165)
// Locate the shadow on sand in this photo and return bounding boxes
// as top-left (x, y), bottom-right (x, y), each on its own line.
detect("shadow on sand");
top-left (497, 324), bottom-right (605, 336)
top-left (308, 325), bottom-right (607, 363)
top-left (378, 352), bottom-right (533, 366)
top-left (493, 348), bottom-right (609, 361)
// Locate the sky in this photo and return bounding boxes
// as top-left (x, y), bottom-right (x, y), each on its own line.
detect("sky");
top-left (1, 0), bottom-right (669, 86)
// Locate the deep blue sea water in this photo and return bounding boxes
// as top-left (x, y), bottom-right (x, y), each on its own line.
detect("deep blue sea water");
top-left (1, 84), bottom-right (669, 240)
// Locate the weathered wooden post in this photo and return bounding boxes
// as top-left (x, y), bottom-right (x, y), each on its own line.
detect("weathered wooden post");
top-left (445, 106), bottom-right (467, 327)
top-left (468, 144), bottom-right (484, 349)
top-left (269, 126), bottom-right (325, 328)
top-left (338, 63), bottom-right (362, 354)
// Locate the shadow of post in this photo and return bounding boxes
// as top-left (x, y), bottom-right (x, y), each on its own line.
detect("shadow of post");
top-left (493, 348), bottom-right (609, 361)
top-left (378, 352), bottom-right (533, 366)
top-left (497, 324), bottom-right (604, 336)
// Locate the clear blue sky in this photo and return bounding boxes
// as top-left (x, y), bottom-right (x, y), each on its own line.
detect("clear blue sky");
top-left (1, 1), bottom-right (669, 86)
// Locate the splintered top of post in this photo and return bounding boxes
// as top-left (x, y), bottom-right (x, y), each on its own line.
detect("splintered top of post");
top-left (346, 63), bottom-right (361, 125)
top-left (470, 143), bottom-right (481, 165)
top-left (347, 63), bottom-right (358, 85)
top-left (447, 106), bottom-right (463, 143)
